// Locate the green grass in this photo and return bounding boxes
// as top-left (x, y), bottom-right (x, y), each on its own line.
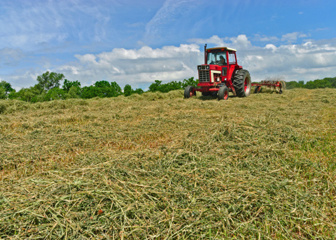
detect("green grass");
top-left (0, 89), bottom-right (335, 239)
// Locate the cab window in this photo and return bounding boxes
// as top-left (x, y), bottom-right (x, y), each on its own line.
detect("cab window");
top-left (228, 53), bottom-right (236, 64)
top-left (207, 51), bottom-right (227, 65)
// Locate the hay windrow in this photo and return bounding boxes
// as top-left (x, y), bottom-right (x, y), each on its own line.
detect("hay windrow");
top-left (0, 88), bottom-right (336, 239)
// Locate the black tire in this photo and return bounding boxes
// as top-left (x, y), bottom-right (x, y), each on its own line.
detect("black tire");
top-left (254, 86), bottom-right (260, 94)
top-left (184, 86), bottom-right (195, 98)
top-left (232, 69), bottom-right (251, 97)
top-left (218, 86), bottom-right (229, 100)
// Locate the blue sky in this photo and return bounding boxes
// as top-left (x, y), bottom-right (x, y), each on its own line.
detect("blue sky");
top-left (1, 0), bottom-right (336, 90)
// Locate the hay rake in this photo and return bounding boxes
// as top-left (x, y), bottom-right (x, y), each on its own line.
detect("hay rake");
top-left (252, 79), bottom-right (286, 94)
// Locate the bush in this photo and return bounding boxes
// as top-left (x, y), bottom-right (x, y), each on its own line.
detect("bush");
top-left (148, 77), bottom-right (199, 93)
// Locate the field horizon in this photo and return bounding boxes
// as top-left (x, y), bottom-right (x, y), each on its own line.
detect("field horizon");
top-left (1, 88), bottom-right (335, 239)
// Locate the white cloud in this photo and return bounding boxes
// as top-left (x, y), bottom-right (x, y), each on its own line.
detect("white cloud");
top-left (2, 69), bottom-right (40, 90)
top-left (58, 44), bottom-right (202, 88)
top-left (254, 34), bottom-right (279, 42)
top-left (188, 34), bottom-right (253, 50)
top-left (4, 35), bottom-right (336, 90)
top-left (264, 44), bottom-right (277, 52)
top-left (0, 48), bottom-right (26, 66)
top-left (188, 35), bottom-right (226, 47)
top-left (281, 32), bottom-right (308, 42)
top-left (59, 35), bottom-right (336, 87)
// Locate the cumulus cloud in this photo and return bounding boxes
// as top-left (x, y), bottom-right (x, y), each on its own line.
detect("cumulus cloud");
top-left (1, 69), bottom-right (40, 90)
top-left (57, 35), bottom-right (336, 88)
top-left (58, 44), bottom-right (202, 88)
top-left (4, 35), bottom-right (336, 90)
top-left (189, 35), bottom-right (226, 47)
top-left (187, 34), bottom-right (336, 81)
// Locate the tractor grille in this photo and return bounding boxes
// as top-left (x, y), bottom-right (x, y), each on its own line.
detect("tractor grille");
top-left (199, 70), bottom-right (210, 82)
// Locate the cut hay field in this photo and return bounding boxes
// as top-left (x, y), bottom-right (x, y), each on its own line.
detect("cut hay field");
top-left (0, 88), bottom-right (336, 239)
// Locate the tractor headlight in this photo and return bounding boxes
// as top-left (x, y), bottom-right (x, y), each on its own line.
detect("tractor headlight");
top-left (198, 66), bottom-right (201, 70)
top-left (206, 65), bottom-right (210, 70)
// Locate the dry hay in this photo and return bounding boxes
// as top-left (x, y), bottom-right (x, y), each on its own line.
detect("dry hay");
top-left (0, 89), bottom-right (336, 239)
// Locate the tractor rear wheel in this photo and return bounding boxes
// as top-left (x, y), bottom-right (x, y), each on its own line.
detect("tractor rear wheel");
top-left (184, 86), bottom-right (196, 98)
top-left (232, 69), bottom-right (251, 97)
top-left (218, 86), bottom-right (229, 100)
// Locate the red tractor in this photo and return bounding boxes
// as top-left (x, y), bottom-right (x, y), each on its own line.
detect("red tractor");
top-left (184, 44), bottom-right (251, 100)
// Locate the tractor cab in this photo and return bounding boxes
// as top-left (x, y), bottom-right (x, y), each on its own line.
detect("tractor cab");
top-left (197, 46), bottom-right (241, 87)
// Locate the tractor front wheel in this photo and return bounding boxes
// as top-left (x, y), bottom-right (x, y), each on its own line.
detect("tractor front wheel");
top-left (218, 86), bottom-right (229, 100)
top-left (232, 69), bottom-right (251, 97)
top-left (184, 86), bottom-right (196, 98)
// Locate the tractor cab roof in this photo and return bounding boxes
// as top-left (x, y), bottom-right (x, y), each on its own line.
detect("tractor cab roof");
top-left (207, 47), bottom-right (237, 52)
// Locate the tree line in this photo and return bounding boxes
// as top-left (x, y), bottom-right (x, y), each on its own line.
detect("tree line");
top-left (0, 71), bottom-right (199, 102)
top-left (1, 72), bottom-right (335, 102)
top-left (285, 77), bottom-right (336, 89)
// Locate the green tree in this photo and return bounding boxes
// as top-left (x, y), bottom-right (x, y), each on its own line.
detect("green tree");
top-left (63, 79), bottom-right (81, 92)
top-left (149, 80), bottom-right (162, 92)
top-left (286, 81), bottom-right (301, 89)
top-left (0, 86), bottom-right (6, 99)
top-left (37, 71), bottom-right (65, 91)
top-left (94, 80), bottom-right (110, 88)
top-left (80, 81), bottom-right (122, 99)
top-left (133, 88), bottom-right (144, 95)
top-left (14, 88), bottom-right (35, 102)
top-left (0, 81), bottom-right (15, 94)
top-left (322, 77), bottom-right (336, 88)
top-left (305, 79), bottom-right (332, 89)
top-left (44, 87), bottom-right (66, 101)
top-left (182, 77), bottom-right (199, 88)
top-left (111, 81), bottom-right (122, 95)
top-left (148, 78), bottom-right (199, 93)
top-left (65, 86), bottom-right (81, 99)
top-left (124, 84), bottom-right (132, 96)
top-left (81, 86), bottom-right (96, 99)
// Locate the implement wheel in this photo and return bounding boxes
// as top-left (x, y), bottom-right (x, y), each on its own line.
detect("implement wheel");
top-left (254, 86), bottom-right (261, 94)
top-left (184, 86), bottom-right (196, 98)
top-left (232, 69), bottom-right (251, 97)
top-left (218, 86), bottom-right (229, 100)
